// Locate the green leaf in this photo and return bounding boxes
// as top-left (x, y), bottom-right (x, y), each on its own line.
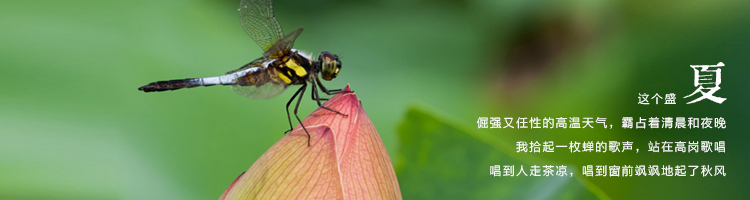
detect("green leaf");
top-left (395, 107), bottom-right (610, 200)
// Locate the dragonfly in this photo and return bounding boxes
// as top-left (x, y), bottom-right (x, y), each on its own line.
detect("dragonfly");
top-left (138, 0), bottom-right (347, 145)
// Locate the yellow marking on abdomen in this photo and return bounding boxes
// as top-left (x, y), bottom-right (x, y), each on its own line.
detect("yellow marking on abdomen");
top-left (285, 60), bottom-right (307, 77)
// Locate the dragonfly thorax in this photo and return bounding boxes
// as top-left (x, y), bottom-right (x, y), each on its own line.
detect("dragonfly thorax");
top-left (273, 50), bottom-right (314, 85)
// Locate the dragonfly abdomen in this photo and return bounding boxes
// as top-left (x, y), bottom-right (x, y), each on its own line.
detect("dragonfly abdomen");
top-left (138, 78), bottom-right (204, 92)
top-left (138, 76), bottom-right (233, 92)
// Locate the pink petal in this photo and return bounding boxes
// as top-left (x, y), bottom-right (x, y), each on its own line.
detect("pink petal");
top-left (221, 85), bottom-right (401, 200)
top-left (221, 126), bottom-right (343, 200)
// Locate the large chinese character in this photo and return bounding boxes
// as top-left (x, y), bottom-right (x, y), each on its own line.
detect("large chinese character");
top-left (684, 62), bottom-right (726, 104)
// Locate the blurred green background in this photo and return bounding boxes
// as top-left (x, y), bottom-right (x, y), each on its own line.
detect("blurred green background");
top-left (1, 0), bottom-right (748, 199)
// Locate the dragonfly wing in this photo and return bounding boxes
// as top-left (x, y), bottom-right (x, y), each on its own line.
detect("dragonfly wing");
top-left (263, 28), bottom-right (302, 59)
top-left (232, 82), bottom-right (287, 99)
top-left (239, 0), bottom-right (285, 52)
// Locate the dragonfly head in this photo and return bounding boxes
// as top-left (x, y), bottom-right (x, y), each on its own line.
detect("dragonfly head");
top-left (319, 51), bottom-right (341, 81)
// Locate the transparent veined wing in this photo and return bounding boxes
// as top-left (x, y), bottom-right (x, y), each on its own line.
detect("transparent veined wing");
top-left (232, 81), bottom-right (287, 99)
top-left (263, 28), bottom-right (302, 59)
top-left (230, 60), bottom-right (289, 99)
top-left (239, 0), bottom-right (285, 52)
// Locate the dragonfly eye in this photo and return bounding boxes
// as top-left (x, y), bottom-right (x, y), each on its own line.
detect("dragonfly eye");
top-left (319, 51), bottom-right (341, 81)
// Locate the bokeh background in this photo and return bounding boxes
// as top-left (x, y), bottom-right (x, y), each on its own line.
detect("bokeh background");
top-left (1, 0), bottom-right (748, 199)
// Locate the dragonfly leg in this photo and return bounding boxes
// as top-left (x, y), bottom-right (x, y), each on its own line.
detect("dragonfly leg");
top-left (310, 83), bottom-right (328, 101)
top-left (293, 84), bottom-right (311, 146)
top-left (311, 87), bottom-right (329, 101)
top-left (311, 83), bottom-right (347, 117)
top-left (315, 76), bottom-right (351, 95)
top-left (285, 85), bottom-right (305, 134)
